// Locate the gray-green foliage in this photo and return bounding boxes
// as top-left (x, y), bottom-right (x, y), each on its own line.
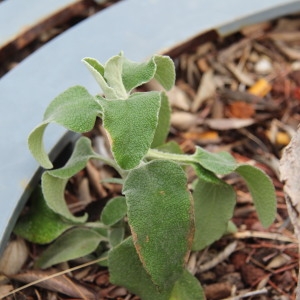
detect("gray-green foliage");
top-left (20, 52), bottom-right (276, 299)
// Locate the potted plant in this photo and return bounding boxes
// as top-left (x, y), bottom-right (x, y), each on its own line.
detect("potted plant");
top-left (9, 52), bottom-right (275, 299)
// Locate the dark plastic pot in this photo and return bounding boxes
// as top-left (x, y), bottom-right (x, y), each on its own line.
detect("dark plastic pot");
top-left (0, 0), bottom-right (299, 255)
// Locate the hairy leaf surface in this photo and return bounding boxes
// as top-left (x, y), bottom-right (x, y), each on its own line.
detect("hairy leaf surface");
top-left (192, 147), bottom-right (237, 175)
top-left (28, 123), bottom-right (51, 168)
top-left (43, 86), bottom-right (101, 132)
top-left (104, 54), bottom-right (127, 99)
top-left (28, 86), bottom-right (101, 168)
top-left (82, 57), bottom-right (117, 99)
top-left (14, 187), bottom-right (72, 244)
top-left (151, 92), bottom-right (171, 148)
top-left (122, 56), bottom-right (156, 93)
top-left (109, 238), bottom-right (203, 299)
top-left (236, 164), bottom-right (276, 227)
top-left (192, 178), bottom-right (236, 251)
top-left (98, 92), bottom-right (161, 170)
top-left (108, 225), bottom-right (125, 247)
top-left (123, 160), bottom-right (194, 289)
top-left (101, 196), bottom-right (127, 226)
top-left (169, 270), bottom-right (205, 300)
top-left (42, 172), bottom-right (87, 223)
top-left (49, 137), bottom-right (99, 179)
top-left (35, 228), bottom-right (104, 269)
top-left (153, 55), bottom-right (176, 90)
top-left (109, 237), bottom-right (171, 300)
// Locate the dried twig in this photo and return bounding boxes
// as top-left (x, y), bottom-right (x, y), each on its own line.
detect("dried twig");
top-left (232, 230), bottom-right (297, 244)
top-left (1, 256), bottom-right (107, 298)
top-left (220, 287), bottom-right (268, 300)
top-left (196, 241), bottom-right (237, 273)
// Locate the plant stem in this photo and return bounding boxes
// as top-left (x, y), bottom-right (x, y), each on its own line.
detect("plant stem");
top-left (146, 148), bottom-right (193, 165)
top-left (84, 222), bottom-right (108, 229)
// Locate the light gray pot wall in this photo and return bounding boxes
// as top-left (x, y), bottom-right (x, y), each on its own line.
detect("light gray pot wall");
top-left (0, 0), bottom-right (299, 254)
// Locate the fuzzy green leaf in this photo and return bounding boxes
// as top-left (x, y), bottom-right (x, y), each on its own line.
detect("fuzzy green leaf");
top-left (48, 137), bottom-right (99, 179)
top-left (104, 54), bottom-right (127, 99)
top-left (235, 164), bottom-right (276, 227)
top-left (84, 57), bottom-right (105, 75)
top-left (43, 86), bottom-right (101, 132)
top-left (193, 163), bottom-right (225, 185)
top-left (28, 123), bottom-right (51, 168)
top-left (109, 238), bottom-right (204, 300)
top-left (155, 141), bottom-right (183, 154)
top-left (153, 55), bottom-right (176, 91)
top-left (28, 86), bottom-right (101, 169)
top-left (42, 172), bottom-right (88, 223)
top-left (14, 187), bottom-right (72, 244)
top-left (82, 57), bottom-right (117, 99)
top-left (108, 225), bottom-right (125, 247)
top-left (109, 237), bottom-right (171, 300)
top-left (122, 54), bottom-right (175, 93)
top-left (169, 270), bottom-right (205, 300)
top-left (101, 196), bottom-right (127, 226)
top-left (98, 92), bottom-right (161, 170)
top-left (151, 92), bottom-right (171, 148)
top-left (123, 160), bottom-right (194, 289)
top-left (122, 56), bottom-right (156, 92)
top-left (35, 228), bottom-right (104, 269)
top-left (101, 177), bottom-right (124, 185)
top-left (192, 147), bottom-right (237, 175)
top-left (192, 178), bottom-right (236, 251)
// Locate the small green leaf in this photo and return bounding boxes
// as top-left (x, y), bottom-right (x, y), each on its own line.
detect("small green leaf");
top-left (108, 225), bottom-right (125, 247)
top-left (122, 55), bottom-right (156, 93)
top-left (28, 86), bottom-right (101, 169)
top-left (121, 54), bottom-right (175, 93)
top-left (192, 178), bottom-right (236, 251)
top-left (84, 57), bottom-right (105, 75)
top-left (48, 137), bottom-right (99, 179)
top-left (35, 228), bottom-right (104, 269)
top-left (170, 270), bottom-right (205, 300)
top-left (192, 147), bottom-right (237, 175)
top-left (101, 177), bottom-right (124, 185)
top-left (235, 164), bottom-right (276, 227)
top-left (151, 92), bottom-right (171, 148)
top-left (109, 237), bottom-right (171, 300)
top-left (28, 122), bottom-right (52, 168)
top-left (153, 55), bottom-right (176, 91)
top-left (193, 163), bottom-right (225, 185)
top-left (98, 92), bottom-right (161, 170)
top-left (123, 160), bottom-right (194, 289)
top-left (82, 57), bottom-right (117, 99)
top-left (42, 172), bottom-right (88, 223)
top-left (155, 141), bottom-right (183, 154)
top-left (104, 54), bottom-right (127, 99)
top-left (109, 238), bottom-right (204, 300)
top-left (43, 86), bottom-right (101, 132)
top-left (14, 187), bottom-right (72, 244)
top-left (101, 196), bottom-right (127, 226)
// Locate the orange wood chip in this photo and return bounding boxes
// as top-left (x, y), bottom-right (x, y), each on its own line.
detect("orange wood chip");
top-left (266, 130), bottom-right (291, 146)
top-left (227, 101), bottom-right (255, 118)
top-left (248, 78), bottom-right (272, 97)
top-left (181, 130), bottom-right (219, 142)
